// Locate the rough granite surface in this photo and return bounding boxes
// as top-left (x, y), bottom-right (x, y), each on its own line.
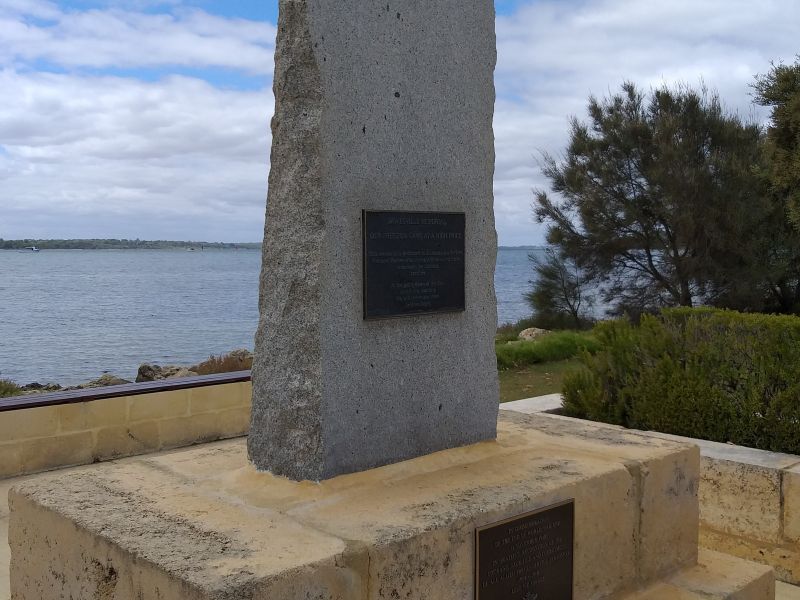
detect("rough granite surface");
top-left (250, 0), bottom-right (500, 480)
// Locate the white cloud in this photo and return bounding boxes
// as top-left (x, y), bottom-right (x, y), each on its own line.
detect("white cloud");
top-left (0, 0), bottom-right (61, 20)
top-left (1, 0), bottom-right (799, 243)
top-left (493, 0), bottom-right (800, 244)
top-left (0, 70), bottom-right (272, 240)
top-left (0, 2), bottom-right (275, 241)
top-left (0, 3), bottom-right (275, 73)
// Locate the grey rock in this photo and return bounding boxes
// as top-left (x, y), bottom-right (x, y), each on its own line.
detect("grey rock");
top-left (20, 382), bottom-right (62, 394)
top-left (66, 374), bottom-right (131, 390)
top-left (518, 327), bottom-right (551, 341)
top-left (249, 0), bottom-right (499, 481)
top-left (135, 364), bottom-right (197, 383)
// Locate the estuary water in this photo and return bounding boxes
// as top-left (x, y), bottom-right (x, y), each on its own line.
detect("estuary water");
top-left (0, 247), bottom-right (539, 385)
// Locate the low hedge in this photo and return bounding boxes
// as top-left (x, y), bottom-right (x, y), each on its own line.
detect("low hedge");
top-left (563, 308), bottom-right (800, 454)
top-left (496, 331), bottom-right (601, 370)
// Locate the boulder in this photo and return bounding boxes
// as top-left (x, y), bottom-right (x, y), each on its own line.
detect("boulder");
top-left (135, 364), bottom-right (198, 383)
top-left (20, 382), bottom-right (63, 394)
top-left (518, 327), bottom-right (551, 341)
top-left (66, 374), bottom-right (132, 390)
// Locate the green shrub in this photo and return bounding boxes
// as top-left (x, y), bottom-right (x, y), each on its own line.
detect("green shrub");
top-left (0, 378), bottom-right (23, 398)
top-left (495, 331), bottom-right (601, 370)
top-left (563, 308), bottom-right (800, 453)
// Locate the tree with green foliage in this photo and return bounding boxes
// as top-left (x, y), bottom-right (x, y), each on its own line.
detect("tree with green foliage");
top-left (526, 248), bottom-right (594, 329)
top-left (753, 57), bottom-right (800, 228)
top-left (535, 82), bottom-right (772, 315)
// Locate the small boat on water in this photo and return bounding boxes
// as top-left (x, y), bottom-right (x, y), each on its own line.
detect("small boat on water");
top-left (22, 246), bottom-right (40, 252)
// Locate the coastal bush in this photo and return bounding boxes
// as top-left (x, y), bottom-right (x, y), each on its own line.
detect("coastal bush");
top-left (0, 378), bottom-right (23, 398)
top-left (495, 331), bottom-right (600, 370)
top-left (563, 308), bottom-right (800, 453)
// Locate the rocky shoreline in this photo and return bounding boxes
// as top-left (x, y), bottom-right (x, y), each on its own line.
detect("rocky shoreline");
top-left (18, 349), bottom-right (253, 394)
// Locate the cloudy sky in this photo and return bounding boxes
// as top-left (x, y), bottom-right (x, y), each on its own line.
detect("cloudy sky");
top-left (0, 0), bottom-right (798, 245)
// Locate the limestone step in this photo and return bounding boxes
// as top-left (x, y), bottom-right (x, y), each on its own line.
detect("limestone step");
top-left (778, 582), bottom-right (800, 600)
top-left (620, 549), bottom-right (774, 599)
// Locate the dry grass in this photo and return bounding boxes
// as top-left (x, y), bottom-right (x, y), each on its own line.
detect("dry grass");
top-left (192, 349), bottom-right (253, 375)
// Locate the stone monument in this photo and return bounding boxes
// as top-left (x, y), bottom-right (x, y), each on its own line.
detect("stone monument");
top-left (8, 1), bottom-right (779, 598)
top-left (249, 0), bottom-right (499, 480)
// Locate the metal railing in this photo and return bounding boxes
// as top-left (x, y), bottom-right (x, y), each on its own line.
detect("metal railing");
top-left (0, 370), bottom-right (252, 413)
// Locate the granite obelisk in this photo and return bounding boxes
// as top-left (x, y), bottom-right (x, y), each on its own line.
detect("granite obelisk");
top-left (249, 0), bottom-right (499, 480)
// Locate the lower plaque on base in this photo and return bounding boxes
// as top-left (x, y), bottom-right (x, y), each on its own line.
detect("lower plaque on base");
top-left (475, 499), bottom-right (574, 600)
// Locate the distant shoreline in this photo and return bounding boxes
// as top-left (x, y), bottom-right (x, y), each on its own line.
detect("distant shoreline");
top-left (498, 245), bottom-right (545, 250)
top-left (2, 240), bottom-right (545, 251)
top-left (0, 239), bottom-right (261, 250)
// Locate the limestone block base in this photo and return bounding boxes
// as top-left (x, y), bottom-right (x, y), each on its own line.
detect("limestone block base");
top-left (620, 549), bottom-right (773, 599)
top-left (7, 413), bottom-right (742, 599)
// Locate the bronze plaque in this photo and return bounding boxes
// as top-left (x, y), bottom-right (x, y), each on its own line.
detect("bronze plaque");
top-left (475, 500), bottom-right (574, 600)
top-left (362, 210), bottom-right (465, 319)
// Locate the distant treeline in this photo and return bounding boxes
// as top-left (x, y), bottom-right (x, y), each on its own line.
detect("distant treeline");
top-left (0, 239), bottom-right (262, 250)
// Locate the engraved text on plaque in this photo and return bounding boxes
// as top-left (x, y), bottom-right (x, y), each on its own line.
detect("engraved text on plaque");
top-left (362, 210), bottom-right (465, 319)
top-left (475, 500), bottom-right (574, 600)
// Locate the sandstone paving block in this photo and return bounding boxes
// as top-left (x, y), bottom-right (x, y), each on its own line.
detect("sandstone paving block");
top-left (57, 397), bottom-right (128, 432)
top-left (10, 490), bottom-right (226, 600)
top-left (210, 407), bottom-right (250, 439)
top-left (701, 458), bottom-right (784, 543)
top-left (621, 549), bottom-right (774, 599)
top-left (777, 582), bottom-right (800, 599)
top-left (188, 384), bottom-right (245, 414)
top-left (239, 381), bottom-right (253, 407)
top-left (499, 394), bottom-right (563, 414)
top-left (622, 582), bottom-right (716, 599)
top-left (0, 443), bottom-right (22, 479)
top-left (700, 527), bottom-right (800, 586)
top-left (0, 407), bottom-right (58, 442)
top-left (519, 416), bottom-right (700, 583)
top-left (781, 465), bottom-right (800, 543)
top-left (93, 421), bottom-right (160, 460)
top-left (54, 403), bottom-right (88, 432)
top-left (157, 409), bottom-right (248, 451)
top-left (635, 446), bottom-right (700, 582)
top-left (0, 478), bottom-right (11, 600)
top-left (157, 415), bottom-right (208, 449)
top-left (18, 431), bottom-right (93, 475)
top-left (668, 548), bottom-right (774, 599)
top-left (630, 427), bottom-right (800, 551)
top-left (129, 390), bottom-right (189, 422)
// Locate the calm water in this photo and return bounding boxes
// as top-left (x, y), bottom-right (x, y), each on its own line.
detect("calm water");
top-left (0, 248), bottom-right (538, 385)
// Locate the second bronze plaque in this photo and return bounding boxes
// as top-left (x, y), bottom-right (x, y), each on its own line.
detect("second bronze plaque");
top-left (475, 500), bottom-right (574, 600)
